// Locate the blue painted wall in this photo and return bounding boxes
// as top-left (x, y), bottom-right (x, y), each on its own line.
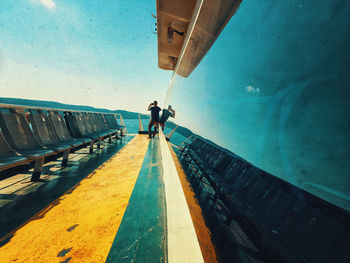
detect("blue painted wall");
top-left (169, 0), bottom-right (350, 209)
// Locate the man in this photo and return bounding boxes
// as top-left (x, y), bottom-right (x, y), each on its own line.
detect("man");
top-left (147, 100), bottom-right (161, 138)
top-left (159, 105), bottom-right (175, 131)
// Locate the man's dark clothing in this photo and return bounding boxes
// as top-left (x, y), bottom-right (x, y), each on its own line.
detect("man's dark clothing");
top-left (160, 109), bottom-right (173, 124)
top-left (150, 106), bottom-right (161, 122)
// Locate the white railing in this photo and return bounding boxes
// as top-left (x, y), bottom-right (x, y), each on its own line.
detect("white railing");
top-left (158, 128), bottom-right (204, 263)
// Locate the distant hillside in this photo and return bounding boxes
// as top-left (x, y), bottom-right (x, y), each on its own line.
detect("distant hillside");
top-left (116, 110), bottom-right (149, 119)
top-left (0, 97), bottom-right (194, 137)
top-left (0, 97), bottom-right (149, 119)
top-left (166, 121), bottom-right (194, 138)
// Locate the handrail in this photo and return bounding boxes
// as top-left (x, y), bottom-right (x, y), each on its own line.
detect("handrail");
top-left (166, 125), bottom-right (178, 140)
top-left (138, 114), bottom-right (144, 131)
top-left (0, 103), bottom-right (116, 115)
top-left (116, 113), bottom-right (128, 134)
top-left (158, 128), bottom-right (204, 262)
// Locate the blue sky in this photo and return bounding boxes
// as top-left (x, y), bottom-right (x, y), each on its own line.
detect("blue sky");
top-left (0, 0), bottom-right (172, 113)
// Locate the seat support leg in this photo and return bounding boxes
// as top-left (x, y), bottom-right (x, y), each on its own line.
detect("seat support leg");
top-left (62, 149), bottom-right (70, 167)
top-left (31, 157), bottom-right (45, 181)
top-left (108, 134), bottom-right (112, 143)
top-left (97, 138), bottom-right (101, 149)
top-left (89, 141), bottom-right (94, 153)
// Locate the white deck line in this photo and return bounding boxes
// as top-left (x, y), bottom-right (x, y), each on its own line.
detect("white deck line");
top-left (159, 129), bottom-right (204, 263)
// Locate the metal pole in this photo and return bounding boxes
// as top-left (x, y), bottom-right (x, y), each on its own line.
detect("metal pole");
top-left (138, 114), bottom-right (144, 132)
top-left (166, 125), bottom-right (178, 140)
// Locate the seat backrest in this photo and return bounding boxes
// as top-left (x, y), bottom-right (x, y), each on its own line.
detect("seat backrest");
top-left (74, 113), bottom-right (90, 136)
top-left (213, 155), bottom-right (233, 174)
top-left (197, 142), bottom-right (210, 159)
top-left (0, 129), bottom-right (17, 156)
top-left (88, 113), bottom-right (100, 134)
top-left (0, 108), bottom-right (44, 151)
top-left (81, 113), bottom-right (95, 135)
top-left (28, 109), bottom-right (60, 146)
top-left (97, 114), bottom-right (108, 132)
top-left (64, 112), bottom-right (84, 138)
top-left (104, 114), bottom-right (120, 129)
top-left (190, 138), bottom-right (204, 152)
top-left (49, 111), bottom-right (73, 141)
top-left (103, 114), bottom-right (111, 128)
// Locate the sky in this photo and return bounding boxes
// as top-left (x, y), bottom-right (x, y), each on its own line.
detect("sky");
top-left (0, 0), bottom-right (172, 113)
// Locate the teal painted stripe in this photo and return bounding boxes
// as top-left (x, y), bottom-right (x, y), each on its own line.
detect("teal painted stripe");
top-left (106, 138), bottom-right (167, 263)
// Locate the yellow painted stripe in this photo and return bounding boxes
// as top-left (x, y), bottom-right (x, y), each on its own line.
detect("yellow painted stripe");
top-left (0, 135), bottom-right (149, 263)
top-left (169, 146), bottom-right (219, 263)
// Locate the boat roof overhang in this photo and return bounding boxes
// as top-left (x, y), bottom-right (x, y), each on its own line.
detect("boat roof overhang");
top-left (156, 0), bottom-right (242, 77)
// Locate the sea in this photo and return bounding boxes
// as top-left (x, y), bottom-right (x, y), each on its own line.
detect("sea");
top-left (122, 119), bottom-right (188, 147)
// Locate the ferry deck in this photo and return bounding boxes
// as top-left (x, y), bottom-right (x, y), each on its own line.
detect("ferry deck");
top-left (1, 0), bottom-right (350, 262)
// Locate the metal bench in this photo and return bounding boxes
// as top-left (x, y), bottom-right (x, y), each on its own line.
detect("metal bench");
top-left (84, 113), bottom-right (110, 139)
top-left (28, 109), bottom-right (74, 167)
top-left (0, 129), bottom-right (29, 172)
top-left (0, 108), bottom-right (55, 181)
top-left (104, 114), bottom-right (124, 135)
top-left (179, 137), bottom-right (350, 263)
top-left (94, 113), bottom-right (115, 142)
top-left (79, 112), bottom-right (116, 149)
top-left (76, 113), bottom-right (104, 149)
top-left (48, 111), bottom-right (91, 147)
top-left (0, 105), bottom-right (127, 181)
top-left (64, 112), bottom-right (95, 153)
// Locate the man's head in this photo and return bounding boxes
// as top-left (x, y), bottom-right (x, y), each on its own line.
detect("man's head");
top-left (154, 100), bottom-right (158, 106)
top-left (168, 105), bottom-right (172, 110)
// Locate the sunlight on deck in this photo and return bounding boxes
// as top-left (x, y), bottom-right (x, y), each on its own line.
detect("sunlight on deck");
top-left (0, 135), bottom-right (149, 263)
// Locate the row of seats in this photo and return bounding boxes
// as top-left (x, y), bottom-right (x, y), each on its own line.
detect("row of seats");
top-left (0, 107), bottom-right (124, 181)
top-left (179, 137), bottom-right (350, 263)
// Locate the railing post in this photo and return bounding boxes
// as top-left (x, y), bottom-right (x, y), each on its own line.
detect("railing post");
top-left (138, 114), bottom-right (143, 132)
top-left (166, 125), bottom-right (178, 141)
top-left (118, 113), bottom-right (127, 135)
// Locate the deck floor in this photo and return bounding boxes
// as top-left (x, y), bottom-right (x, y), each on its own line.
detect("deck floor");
top-left (0, 134), bottom-right (217, 262)
top-left (106, 137), bottom-right (166, 263)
